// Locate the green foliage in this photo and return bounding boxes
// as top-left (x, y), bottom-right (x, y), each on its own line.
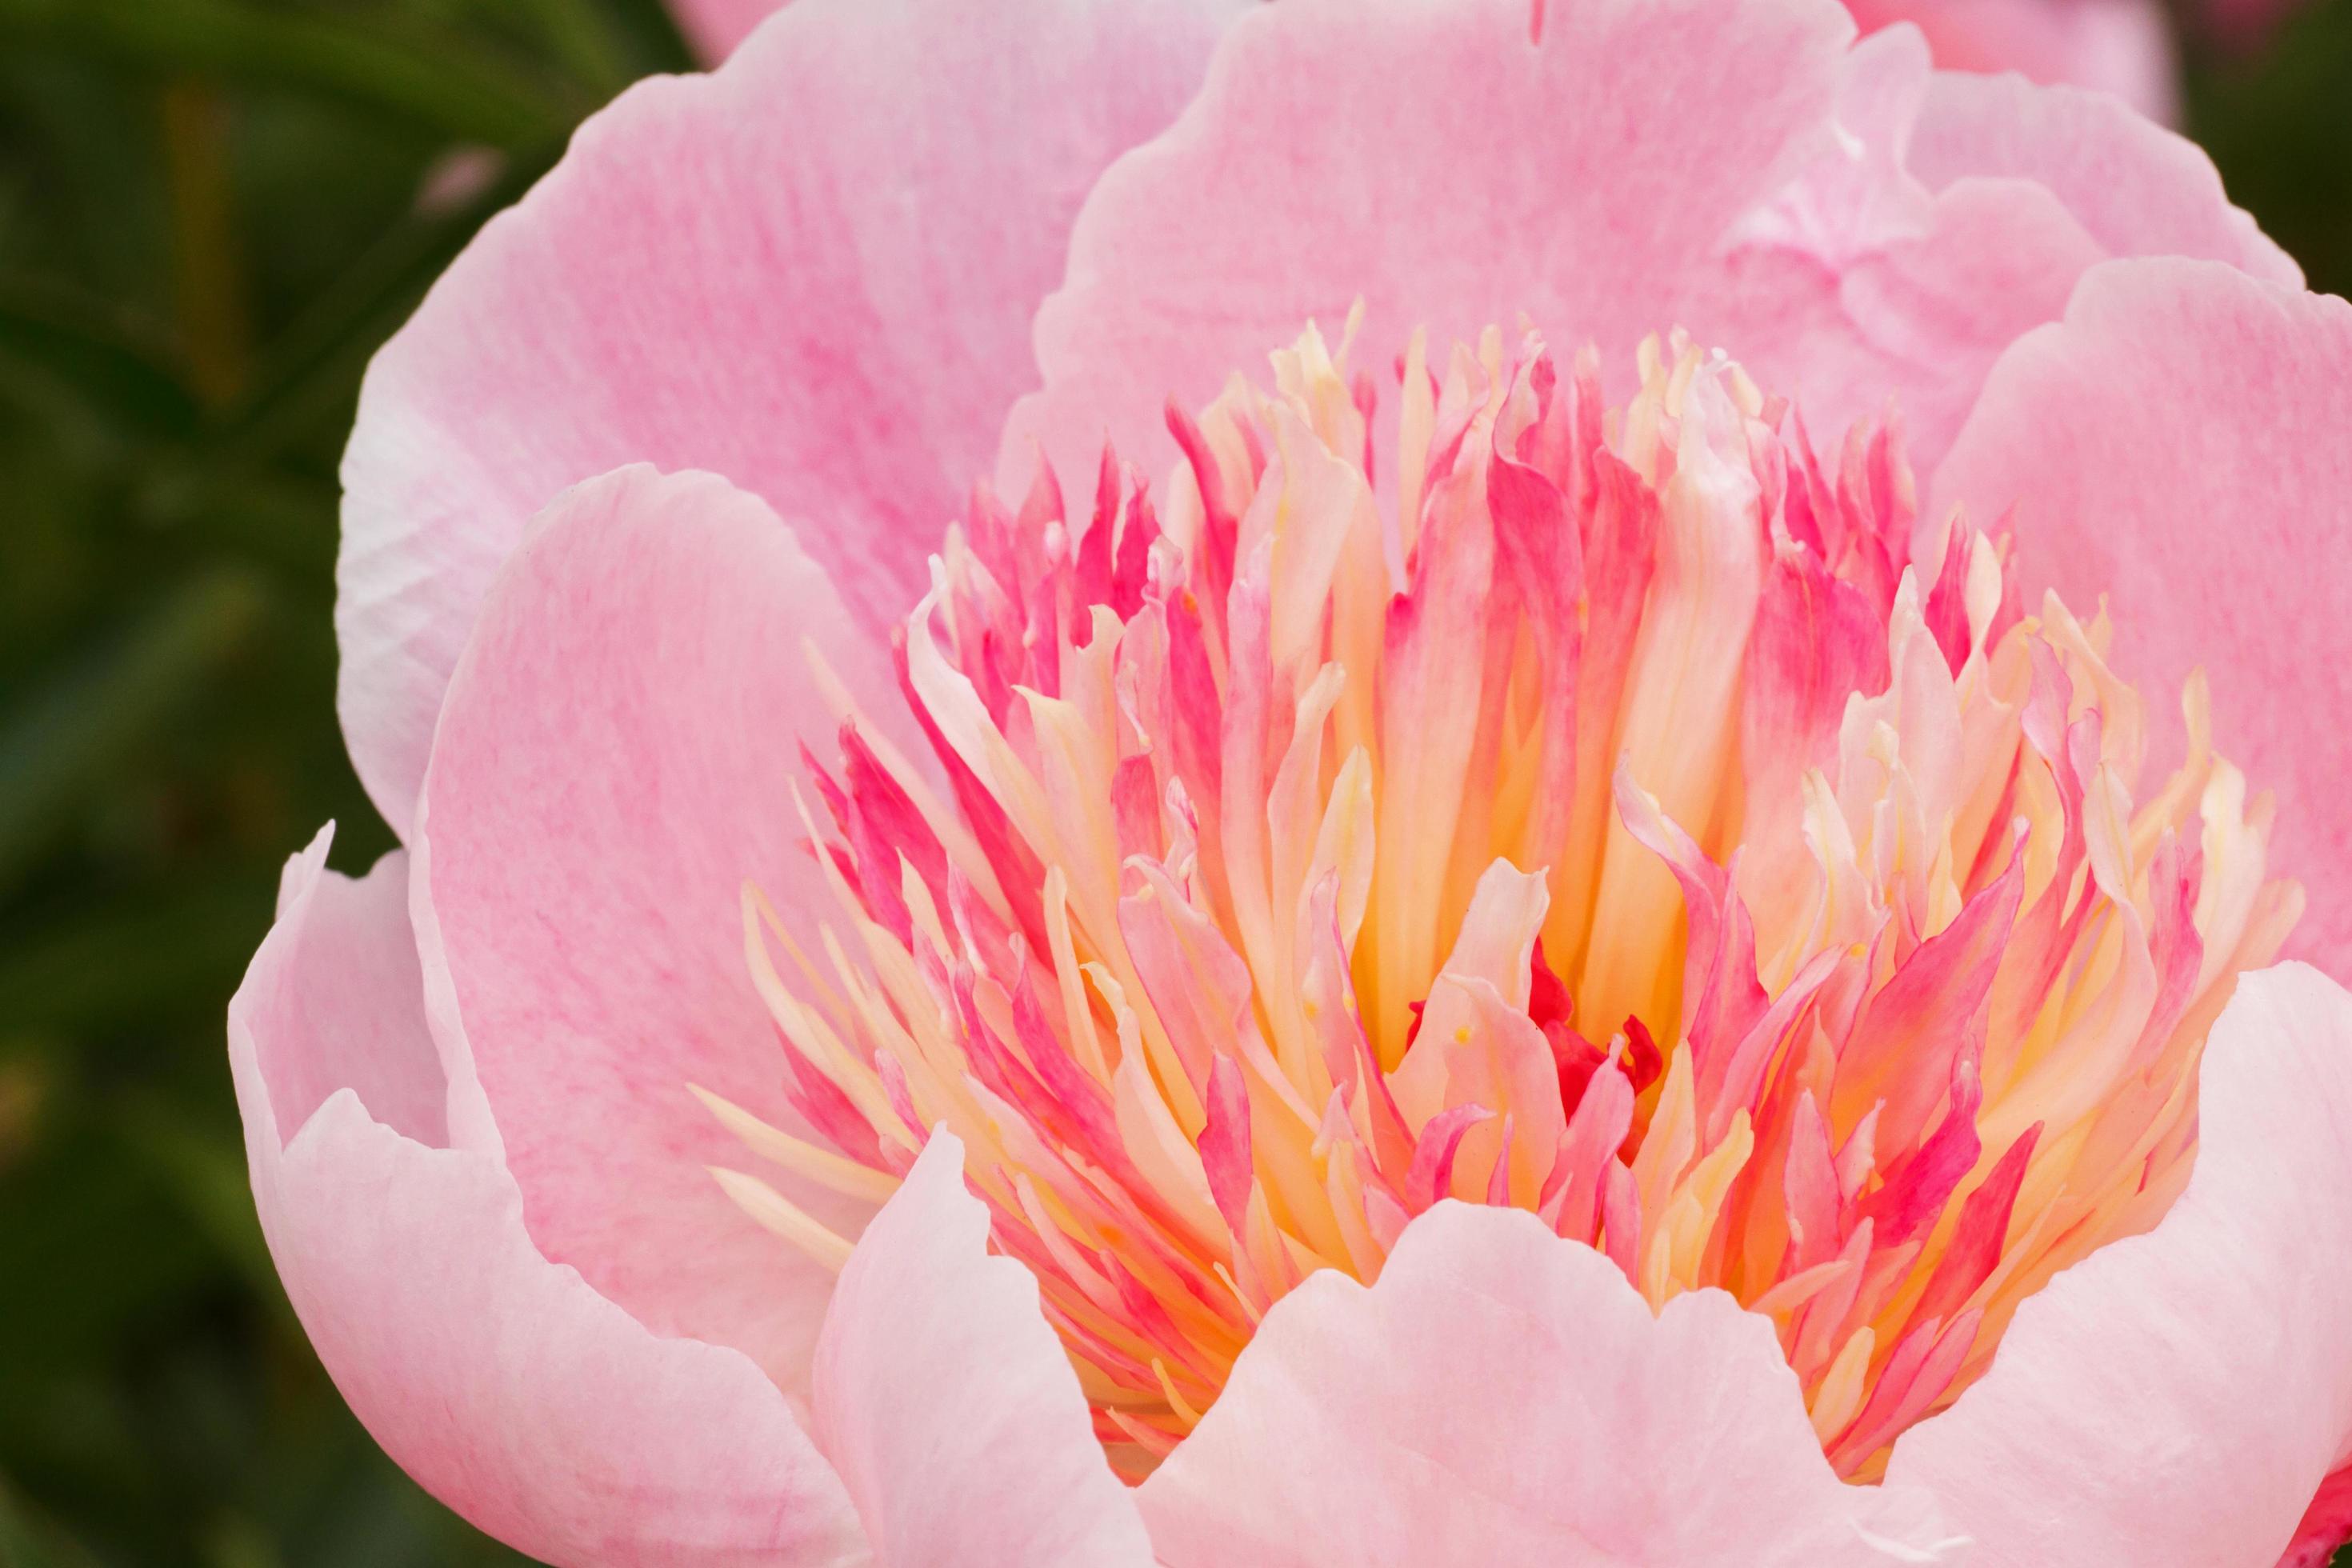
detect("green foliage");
top-left (0, 1), bottom-right (2346, 1563)
top-left (0, 2), bottom-right (686, 1562)
top-left (2185, 0), bottom-right (2352, 296)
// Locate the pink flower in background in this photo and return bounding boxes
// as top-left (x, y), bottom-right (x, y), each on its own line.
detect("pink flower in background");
top-left (232, 1), bottom-right (2352, 1565)
top-left (1845, 0), bottom-right (2175, 118)
top-left (2202, 0), bottom-right (2309, 48)
top-left (681, 0), bottom-right (2179, 118)
top-left (669, 0), bottom-right (786, 62)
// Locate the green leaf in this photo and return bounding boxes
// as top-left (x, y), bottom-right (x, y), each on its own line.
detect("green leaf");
top-left (502, 0), bottom-right (639, 97)
top-left (0, 569), bottom-right (266, 894)
top-left (0, 873), bottom-right (276, 1035)
top-left (0, 1470), bottom-right (106, 1568)
top-left (0, 277), bottom-right (198, 453)
top-left (114, 1092), bottom-right (280, 1318)
top-left (0, 0), bottom-right (578, 150)
top-left (590, 0), bottom-right (698, 75)
top-left (199, 137), bottom-right (560, 474)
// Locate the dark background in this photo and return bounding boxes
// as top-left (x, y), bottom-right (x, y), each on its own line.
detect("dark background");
top-left (0, 1), bottom-right (2346, 1562)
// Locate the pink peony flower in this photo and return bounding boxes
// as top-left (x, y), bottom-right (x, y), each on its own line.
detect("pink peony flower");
top-left (680, 0), bottom-right (2178, 119)
top-left (233, 1), bottom-right (2352, 1563)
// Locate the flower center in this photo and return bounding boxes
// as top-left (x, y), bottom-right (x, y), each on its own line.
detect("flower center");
top-left (704, 314), bottom-right (2297, 1482)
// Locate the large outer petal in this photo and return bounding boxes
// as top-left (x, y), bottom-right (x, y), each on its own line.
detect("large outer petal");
top-left (1137, 1202), bottom-right (1951, 1566)
top-left (1005, 0), bottom-right (2281, 497)
top-left (1886, 963), bottom-right (2352, 1564)
top-left (413, 465), bottom-right (882, 1398)
top-left (339, 0), bottom-right (1245, 837)
top-left (1845, 0), bottom-right (2177, 122)
top-left (230, 830), bottom-right (869, 1567)
top-left (813, 1134), bottom-right (1154, 1568)
top-left (1930, 260), bottom-right (2352, 970)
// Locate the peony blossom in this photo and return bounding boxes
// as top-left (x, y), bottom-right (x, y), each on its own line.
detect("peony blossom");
top-left (678, 0), bottom-right (2178, 119)
top-left (232, 0), bottom-right (2352, 1564)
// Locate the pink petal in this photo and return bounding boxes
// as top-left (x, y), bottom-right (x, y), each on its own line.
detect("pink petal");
top-left (1138, 1203), bottom-right (1951, 1566)
top-left (413, 466), bottom-right (882, 1395)
top-left (813, 1132), bottom-right (1153, 1567)
top-left (231, 829), bottom-right (867, 1566)
top-left (1901, 70), bottom-right (2293, 285)
top-left (1930, 259), bottom-right (2352, 970)
top-left (339, 0), bottom-right (1245, 836)
top-left (1886, 963), bottom-right (2352, 1564)
top-left (1008, 0), bottom-right (2277, 504)
top-left (673, 0), bottom-right (789, 62)
top-left (1845, 0), bottom-right (2178, 122)
top-left (254, 844), bottom-right (446, 1151)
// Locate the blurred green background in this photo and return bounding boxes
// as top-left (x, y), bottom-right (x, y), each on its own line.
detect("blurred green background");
top-left (0, 1), bottom-right (2349, 1563)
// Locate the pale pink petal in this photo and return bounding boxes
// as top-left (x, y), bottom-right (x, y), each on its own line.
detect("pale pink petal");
top-left (255, 844), bottom-right (446, 1151)
top-left (1845, 0), bottom-right (2178, 122)
top-left (673, 0), bottom-right (787, 62)
top-left (340, 0), bottom-right (1245, 836)
top-left (1012, 0), bottom-right (1839, 489)
top-left (1007, 0), bottom-right (2280, 498)
top-left (1902, 70), bottom-right (2293, 284)
top-left (1930, 260), bottom-right (2352, 970)
top-left (414, 465), bottom-right (883, 1396)
top-left (1138, 1203), bottom-right (1951, 1566)
top-left (813, 1132), bottom-right (1153, 1568)
top-left (1886, 963), bottom-right (2352, 1565)
top-left (231, 829), bottom-right (868, 1567)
